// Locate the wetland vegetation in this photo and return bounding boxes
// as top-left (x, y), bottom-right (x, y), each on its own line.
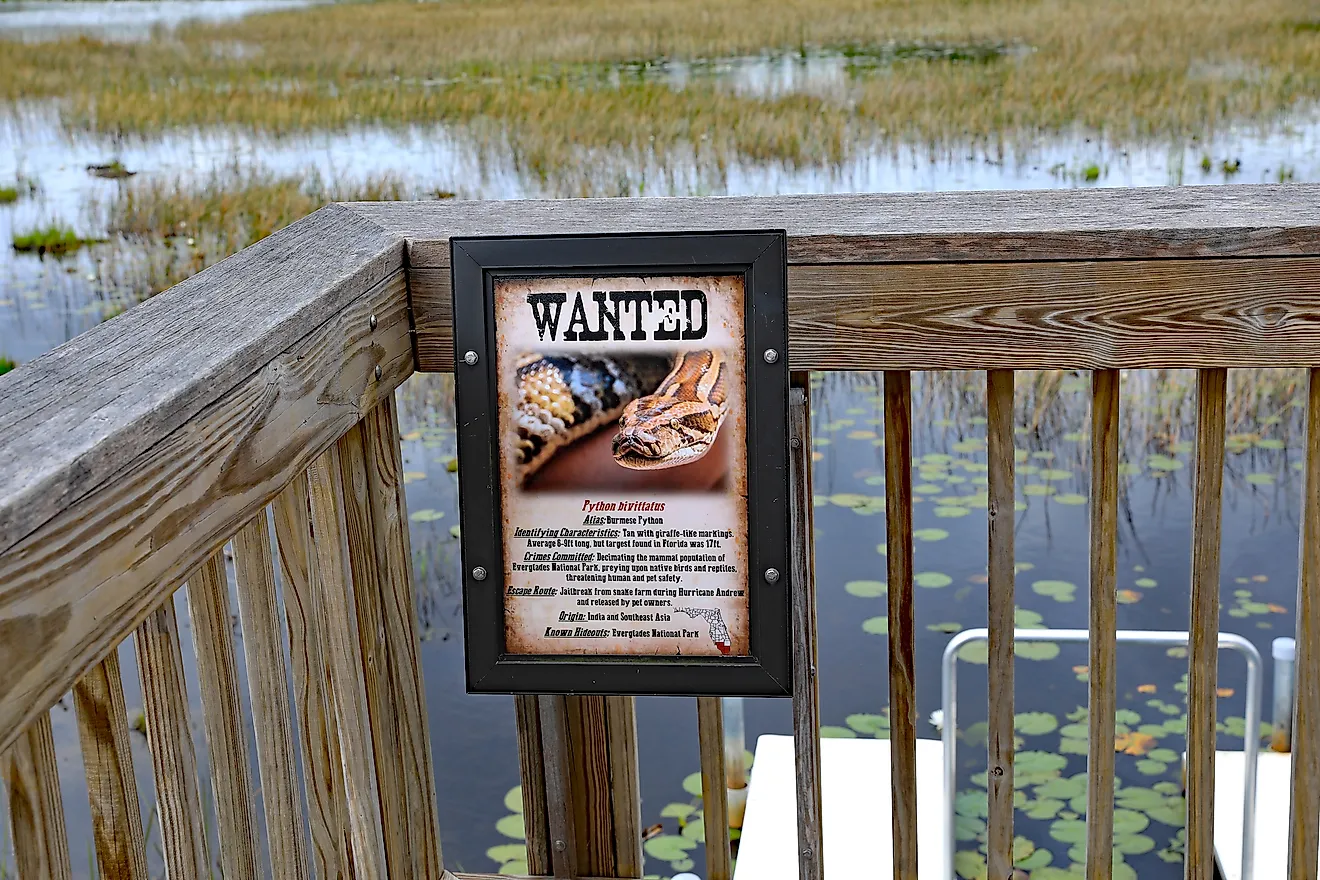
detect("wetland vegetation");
top-left (3, 0), bottom-right (1320, 877)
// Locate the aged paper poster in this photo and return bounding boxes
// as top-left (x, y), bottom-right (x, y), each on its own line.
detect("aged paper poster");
top-left (495, 275), bottom-right (749, 656)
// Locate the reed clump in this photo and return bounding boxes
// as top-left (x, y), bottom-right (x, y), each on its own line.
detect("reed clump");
top-left (12, 225), bottom-right (93, 257)
top-left (102, 165), bottom-right (410, 298)
top-left (3, 0), bottom-right (1318, 189)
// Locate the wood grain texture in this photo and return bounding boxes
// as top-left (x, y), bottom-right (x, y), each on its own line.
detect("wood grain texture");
top-left (1086, 370), bottom-right (1120, 879)
top-left (697, 697), bottom-right (731, 880)
top-left (565, 695), bottom-right (616, 876)
top-left (349, 184), bottom-right (1320, 269)
top-left (0, 204), bottom-right (401, 557)
top-left (3, 712), bottom-right (71, 880)
top-left (272, 473), bottom-right (351, 880)
top-left (360, 398), bottom-right (445, 877)
top-left (1186, 368), bottom-right (1227, 880)
top-left (186, 550), bottom-right (261, 880)
top-left (335, 423), bottom-right (410, 878)
top-left (410, 257), bottom-right (1320, 372)
top-left (0, 267), bottom-right (412, 753)
top-left (788, 378), bottom-right (823, 880)
top-left (883, 371), bottom-right (918, 880)
top-left (232, 512), bottom-right (312, 880)
top-left (135, 597), bottom-right (210, 880)
top-left (985, 370), bottom-right (1016, 880)
top-left (1290, 368), bottom-right (1320, 880)
top-left (73, 651), bottom-right (149, 880)
top-left (603, 696), bottom-right (642, 878)
top-left (538, 694), bottom-right (580, 880)
top-left (514, 695), bottom-right (552, 876)
top-left (307, 446), bottom-right (389, 880)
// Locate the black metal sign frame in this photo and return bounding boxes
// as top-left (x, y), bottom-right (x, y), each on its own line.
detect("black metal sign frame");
top-left (451, 231), bottom-right (790, 696)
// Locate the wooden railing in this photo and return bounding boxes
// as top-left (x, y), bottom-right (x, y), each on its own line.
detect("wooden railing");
top-left (1, 184), bottom-right (1318, 880)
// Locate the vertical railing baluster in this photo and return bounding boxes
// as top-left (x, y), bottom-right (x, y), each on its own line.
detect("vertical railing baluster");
top-left (883, 370), bottom-right (918, 880)
top-left (514, 694), bottom-right (553, 874)
top-left (3, 711), bottom-right (72, 880)
top-left (187, 549), bottom-right (261, 880)
top-left (985, 369), bottom-right (1016, 879)
top-left (362, 398), bottom-right (446, 876)
top-left (273, 472), bottom-right (351, 879)
top-left (135, 597), bottom-right (210, 879)
top-left (1187, 368), bottom-right (1228, 880)
top-left (1086, 369), bottom-right (1120, 878)
top-left (307, 445), bottom-right (389, 880)
top-left (233, 512), bottom-right (312, 880)
top-left (789, 375), bottom-right (823, 880)
top-left (74, 651), bottom-right (149, 880)
top-left (1290, 367), bottom-right (1320, 880)
top-left (698, 697), bottom-right (732, 880)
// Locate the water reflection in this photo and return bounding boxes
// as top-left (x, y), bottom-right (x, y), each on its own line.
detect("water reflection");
top-left (0, 0), bottom-right (324, 44)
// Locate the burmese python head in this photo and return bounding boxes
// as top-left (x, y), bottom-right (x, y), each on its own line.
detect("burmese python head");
top-left (611, 349), bottom-right (728, 470)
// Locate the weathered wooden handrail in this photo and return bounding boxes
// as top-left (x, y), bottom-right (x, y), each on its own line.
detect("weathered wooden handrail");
top-left (1, 183), bottom-right (1319, 880)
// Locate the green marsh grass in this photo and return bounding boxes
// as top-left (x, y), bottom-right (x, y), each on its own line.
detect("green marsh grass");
top-left (12, 224), bottom-right (93, 257)
top-left (101, 165), bottom-right (410, 298)
top-left (6, 0), bottom-right (1320, 191)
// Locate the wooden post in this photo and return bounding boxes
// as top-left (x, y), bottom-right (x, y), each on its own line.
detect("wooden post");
top-left (1086, 370), bottom-right (1121, 879)
top-left (530, 693), bottom-right (641, 879)
top-left (985, 370), bottom-right (1016, 879)
top-left (1290, 368), bottom-right (1320, 879)
top-left (698, 697), bottom-right (732, 880)
top-left (883, 370), bottom-right (918, 880)
top-left (1186, 369), bottom-right (1228, 880)
top-left (789, 374), bottom-right (823, 880)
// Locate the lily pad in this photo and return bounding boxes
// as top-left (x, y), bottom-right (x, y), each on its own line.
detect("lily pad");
top-left (913, 528), bottom-right (950, 542)
top-left (820, 725), bottom-right (857, 738)
top-left (862, 616), bottom-right (889, 635)
top-left (643, 834), bottom-right (697, 861)
top-left (1246, 472), bottom-right (1275, 485)
top-left (487, 843), bottom-right (527, 864)
top-left (1054, 493), bottom-right (1087, 505)
top-left (660, 802), bottom-right (696, 819)
top-left (958, 641), bottom-right (989, 664)
top-left (1135, 578), bottom-right (1157, 588)
top-left (846, 713), bottom-right (891, 736)
top-left (829, 493), bottom-right (873, 508)
top-left (504, 786), bottom-right (523, 813)
top-left (409, 508), bottom-right (445, 523)
top-left (934, 506), bottom-right (972, 518)
top-left (1039, 468), bottom-right (1073, 481)
top-left (1023, 484), bottom-right (1056, 496)
top-left (1015, 712), bottom-right (1059, 735)
top-left (1032, 580), bottom-right (1077, 602)
top-left (680, 817), bottom-right (705, 843)
top-left (682, 771), bottom-right (704, 796)
top-left (916, 572), bottom-right (953, 588)
top-left (1146, 455), bottom-right (1184, 471)
top-left (1017, 641), bottom-right (1061, 661)
top-left (845, 580), bottom-right (887, 597)
top-left (495, 813), bottom-right (525, 839)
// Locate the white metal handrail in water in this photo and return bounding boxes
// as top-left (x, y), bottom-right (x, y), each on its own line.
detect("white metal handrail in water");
top-left (940, 628), bottom-right (1262, 880)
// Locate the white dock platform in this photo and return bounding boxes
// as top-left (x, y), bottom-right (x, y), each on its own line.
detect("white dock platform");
top-left (734, 734), bottom-right (946, 879)
top-left (1215, 749), bottom-right (1311, 880)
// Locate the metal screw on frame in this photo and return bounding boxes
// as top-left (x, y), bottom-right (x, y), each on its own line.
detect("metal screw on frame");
top-left (374, 365), bottom-right (382, 380)
top-left (464, 350), bottom-right (479, 366)
top-left (764, 567), bottom-right (780, 583)
top-left (763, 348), bottom-right (779, 364)
top-left (369, 314), bottom-right (378, 330)
top-left (472, 566), bottom-right (488, 581)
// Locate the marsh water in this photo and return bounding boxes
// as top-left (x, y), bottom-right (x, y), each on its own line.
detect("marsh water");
top-left (3, 4), bottom-right (1320, 878)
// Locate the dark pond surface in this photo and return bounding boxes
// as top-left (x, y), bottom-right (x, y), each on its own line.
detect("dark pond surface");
top-left (393, 368), bottom-right (1306, 879)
